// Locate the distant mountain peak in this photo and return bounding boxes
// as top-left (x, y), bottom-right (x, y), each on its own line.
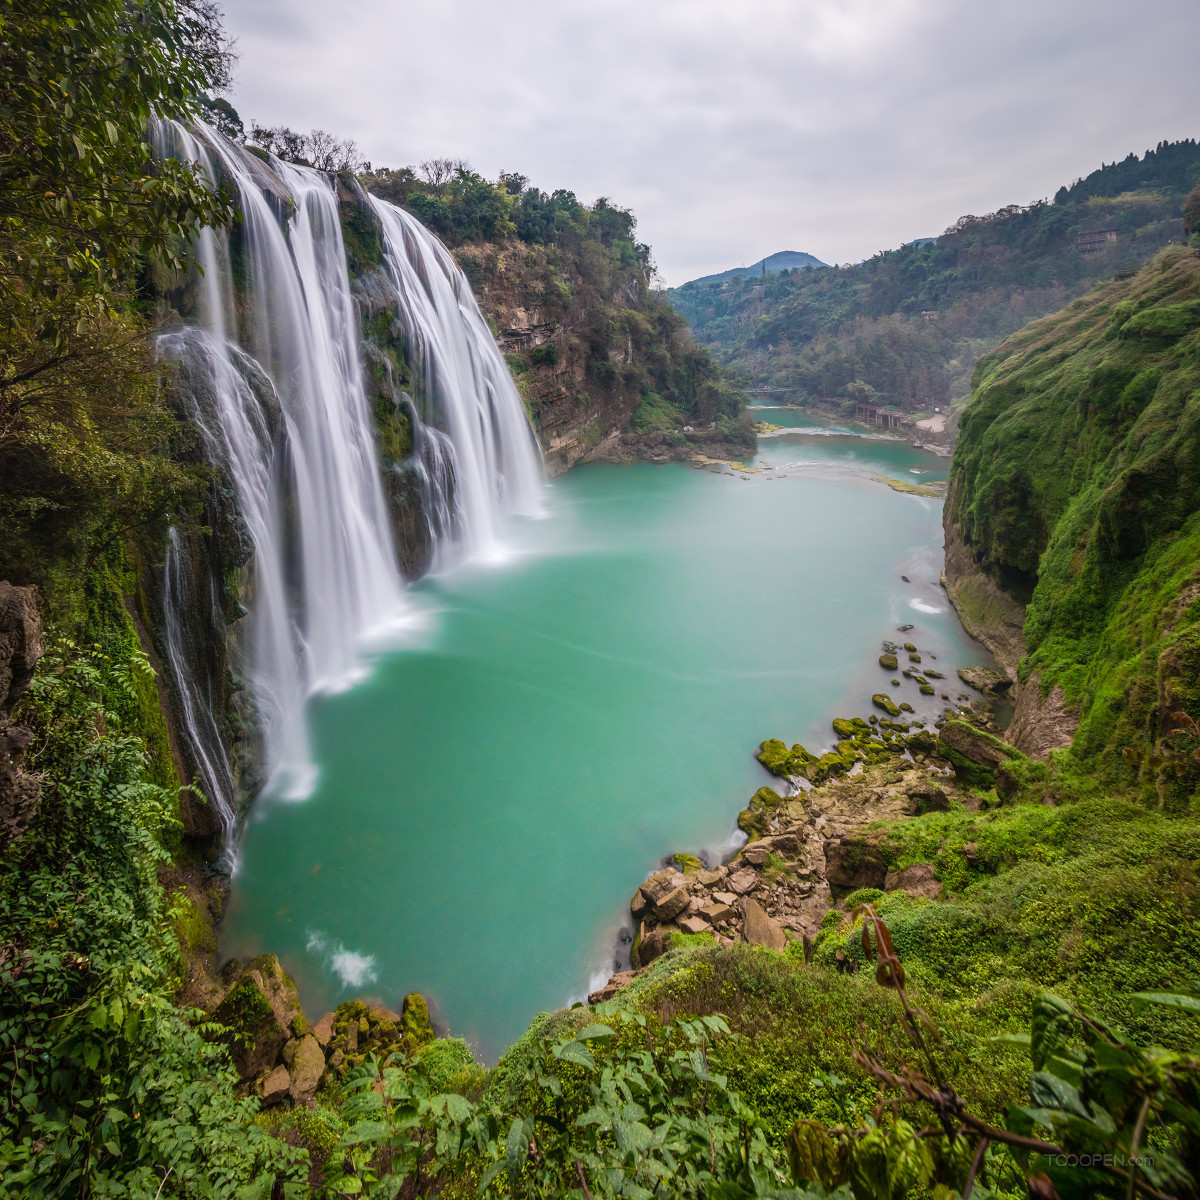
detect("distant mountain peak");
top-left (679, 250), bottom-right (828, 288)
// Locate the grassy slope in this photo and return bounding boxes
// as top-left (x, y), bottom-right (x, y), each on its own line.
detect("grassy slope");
top-left (950, 245), bottom-right (1200, 796)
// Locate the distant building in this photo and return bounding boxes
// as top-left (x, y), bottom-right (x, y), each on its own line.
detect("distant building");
top-left (855, 403), bottom-right (909, 430)
top-left (1077, 229), bottom-right (1118, 256)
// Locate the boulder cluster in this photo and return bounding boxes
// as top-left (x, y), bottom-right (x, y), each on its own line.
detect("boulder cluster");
top-left (607, 662), bottom-right (1028, 992)
top-left (208, 954), bottom-right (435, 1107)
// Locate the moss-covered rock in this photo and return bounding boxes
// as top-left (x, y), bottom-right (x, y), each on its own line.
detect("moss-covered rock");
top-left (936, 719), bottom-right (1023, 790)
top-left (757, 738), bottom-right (792, 776)
top-left (872, 694), bottom-right (901, 717)
top-left (832, 717), bottom-right (873, 739)
top-left (400, 992), bottom-right (435, 1054)
top-left (669, 852), bottom-right (704, 874)
top-left (878, 653), bottom-right (898, 670)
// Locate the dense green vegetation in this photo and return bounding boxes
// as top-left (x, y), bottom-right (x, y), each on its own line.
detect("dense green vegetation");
top-left (671, 141), bottom-right (1198, 415)
top-left (949, 244), bottom-right (1200, 793)
top-left (0, 2), bottom-right (299, 1194)
top-left (0, 0), bottom-right (229, 613)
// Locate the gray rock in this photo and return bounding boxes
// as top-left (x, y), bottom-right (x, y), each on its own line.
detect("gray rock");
top-left (712, 890), bottom-right (738, 906)
top-left (741, 844), bottom-right (771, 866)
top-left (289, 1035), bottom-right (325, 1101)
top-left (902, 781), bottom-right (949, 816)
top-left (261, 1064), bottom-right (292, 1105)
top-left (884, 862), bottom-right (942, 900)
top-left (635, 924), bottom-right (666, 967)
top-left (655, 885), bottom-right (690, 920)
top-left (742, 899), bottom-right (787, 951)
top-left (696, 867), bottom-right (727, 887)
top-left (768, 832), bottom-right (802, 857)
top-left (701, 902), bottom-right (734, 924)
top-left (957, 665), bottom-right (1012, 695)
top-left (678, 915), bottom-right (710, 935)
top-left (312, 1012), bottom-right (335, 1047)
top-left (727, 869), bottom-right (759, 895)
top-left (641, 870), bottom-right (685, 906)
top-left (588, 970), bottom-right (637, 1005)
top-left (630, 889), bottom-right (648, 918)
top-left (823, 838), bottom-right (887, 890)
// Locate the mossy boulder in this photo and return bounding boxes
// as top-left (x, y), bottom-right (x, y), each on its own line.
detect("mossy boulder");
top-left (824, 836), bottom-right (887, 890)
top-left (757, 739), bottom-right (822, 780)
top-left (832, 717), bottom-right (872, 739)
top-left (400, 993), bottom-right (435, 1055)
top-left (739, 786), bottom-right (787, 841)
top-left (904, 729), bottom-right (937, 756)
top-left (878, 653), bottom-right (899, 670)
top-left (212, 955), bottom-right (301, 1081)
top-left (668, 852), bottom-right (704, 874)
top-left (757, 738), bottom-right (793, 776)
top-left (872, 694), bottom-right (901, 717)
top-left (937, 720), bottom-right (1024, 790)
top-left (903, 642), bottom-right (917, 652)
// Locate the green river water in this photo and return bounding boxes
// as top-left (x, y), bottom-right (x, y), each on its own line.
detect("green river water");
top-left (222, 416), bottom-right (992, 1059)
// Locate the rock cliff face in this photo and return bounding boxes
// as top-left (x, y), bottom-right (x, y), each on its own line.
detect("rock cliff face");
top-left (941, 494), bottom-right (1077, 759)
top-left (454, 239), bottom-right (748, 477)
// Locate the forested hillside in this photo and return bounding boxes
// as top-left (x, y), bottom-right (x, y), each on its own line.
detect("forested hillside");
top-left (945, 234), bottom-right (1200, 790)
top-left (671, 141), bottom-right (1199, 418)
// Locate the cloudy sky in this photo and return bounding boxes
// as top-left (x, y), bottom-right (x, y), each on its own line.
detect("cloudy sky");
top-left (223, 0), bottom-right (1200, 286)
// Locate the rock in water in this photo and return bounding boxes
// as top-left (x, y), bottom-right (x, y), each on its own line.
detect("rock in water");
top-left (640, 869), bottom-right (685, 906)
top-left (878, 653), bottom-right (899, 670)
top-left (289, 1035), bottom-right (325, 1100)
top-left (872, 693), bottom-right (901, 717)
top-left (957, 665), bottom-right (1012, 695)
top-left (742, 899), bottom-right (787, 951)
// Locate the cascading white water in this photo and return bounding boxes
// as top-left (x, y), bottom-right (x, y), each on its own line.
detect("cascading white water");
top-left (153, 121), bottom-right (543, 839)
top-left (371, 199), bottom-right (544, 564)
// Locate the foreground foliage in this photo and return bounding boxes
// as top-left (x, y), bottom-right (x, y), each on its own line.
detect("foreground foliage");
top-left (0, 638), bottom-right (301, 1196)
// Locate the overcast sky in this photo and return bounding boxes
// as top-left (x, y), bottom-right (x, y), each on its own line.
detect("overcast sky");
top-left (223, 0), bottom-right (1200, 286)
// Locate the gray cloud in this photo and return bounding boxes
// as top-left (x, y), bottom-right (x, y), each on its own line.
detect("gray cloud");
top-left (222, 0), bottom-right (1200, 285)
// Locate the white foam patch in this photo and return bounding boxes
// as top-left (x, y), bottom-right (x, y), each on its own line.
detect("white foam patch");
top-left (909, 598), bottom-right (946, 614)
top-left (307, 931), bottom-right (378, 989)
top-left (331, 949), bottom-right (377, 988)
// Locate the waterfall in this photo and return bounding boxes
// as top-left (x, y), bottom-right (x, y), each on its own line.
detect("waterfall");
top-left (152, 121), bottom-right (542, 842)
top-left (371, 200), bottom-right (544, 564)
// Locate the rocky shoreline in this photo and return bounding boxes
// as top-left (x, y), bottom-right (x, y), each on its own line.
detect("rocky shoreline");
top-left (589, 640), bottom-right (1021, 1005)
